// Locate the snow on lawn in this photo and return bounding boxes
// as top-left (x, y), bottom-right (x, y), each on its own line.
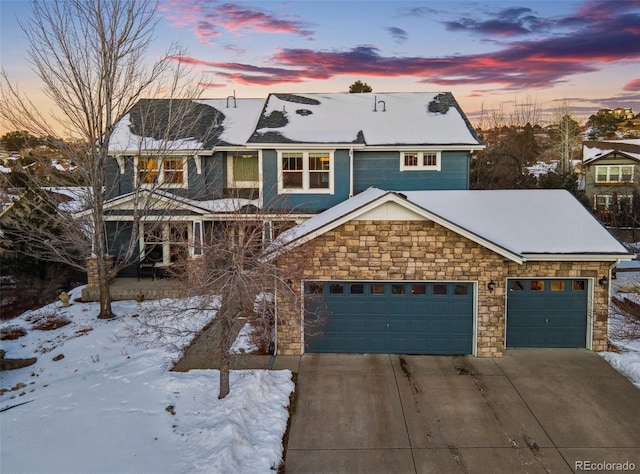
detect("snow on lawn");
top-left (0, 287), bottom-right (294, 474)
top-left (602, 272), bottom-right (640, 389)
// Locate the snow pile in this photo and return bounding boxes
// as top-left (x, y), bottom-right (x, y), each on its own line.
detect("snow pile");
top-left (602, 273), bottom-right (640, 389)
top-left (0, 287), bottom-right (294, 473)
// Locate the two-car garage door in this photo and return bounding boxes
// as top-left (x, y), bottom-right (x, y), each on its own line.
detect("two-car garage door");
top-left (304, 281), bottom-right (474, 354)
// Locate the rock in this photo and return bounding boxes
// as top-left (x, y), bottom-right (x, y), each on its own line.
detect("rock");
top-left (52, 354), bottom-right (65, 361)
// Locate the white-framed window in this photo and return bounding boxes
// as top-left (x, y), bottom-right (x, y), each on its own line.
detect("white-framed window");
top-left (594, 194), bottom-right (633, 210)
top-left (400, 151), bottom-right (441, 171)
top-left (136, 156), bottom-right (188, 188)
top-left (140, 221), bottom-right (196, 266)
top-left (277, 150), bottom-right (334, 193)
top-left (595, 165), bottom-right (633, 184)
top-left (227, 150), bottom-right (259, 189)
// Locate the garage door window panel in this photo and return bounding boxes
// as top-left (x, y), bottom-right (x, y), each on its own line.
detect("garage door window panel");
top-left (550, 280), bottom-right (566, 292)
top-left (432, 284), bottom-right (448, 295)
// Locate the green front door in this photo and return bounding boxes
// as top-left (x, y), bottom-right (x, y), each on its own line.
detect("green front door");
top-left (304, 281), bottom-right (474, 354)
top-left (506, 279), bottom-right (588, 348)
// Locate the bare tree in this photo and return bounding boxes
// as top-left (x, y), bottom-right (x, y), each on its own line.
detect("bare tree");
top-left (126, 198), bottom-right (320, 399)
top-left (0, 0), bottom-right (204, 319)
top-left (551, 102), bottom-right (582, 176)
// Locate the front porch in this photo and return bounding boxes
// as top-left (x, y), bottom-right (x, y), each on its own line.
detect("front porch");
top-left (81, 277), bottom-right (185, 302)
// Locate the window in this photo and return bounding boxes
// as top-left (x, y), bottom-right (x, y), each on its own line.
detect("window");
top-left (594, 194), bottom-right (633, 210)
top-left (305, 282), bottom-right (324, 294)
top-left (433, 284), bottom-right (448, 295)
top-left (350, 283), bottom-right (365, 294)
top-left (138, 157), bottom-right (160, 184)
top-left (391, 284), bottom-right (406, 295)
top-left (329, 283), bottom-right (344, 294)
top-left (595, 165), bottom-right (633, 184)
top-left (278, 150), bottom-right (334, 193)
top-left (228, 151), bottom-right (259, 189)
top-left (550, 280), bottom-right (565, 292)
top-left (411, 284), bottom-right (427, 295)
top-left (400, 151), bottom-right (441, 171)
top-left (371, 284), bottom-right (385, 295)
top-left (141, 222), bottom-right (195, 266)
top-left (530, 280), bottom-right (545, 291)
top-left (454, 284), bottom-right (469, 295)
top-left (136, 156), bottom-right (187, 187)
top-left (572, 280), bottom-right (585, 291)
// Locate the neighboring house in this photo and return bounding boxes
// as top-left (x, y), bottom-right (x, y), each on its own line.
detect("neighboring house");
top-left (100, 92), bottom-right (483, 277)
top-left (582, 140), bottom-right (640, 215)
top-left (269, 188), bottom-right (632, 357)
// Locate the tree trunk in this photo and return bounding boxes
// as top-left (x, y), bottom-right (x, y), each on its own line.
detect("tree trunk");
top-left (218, 314), bottom-right (231, 399)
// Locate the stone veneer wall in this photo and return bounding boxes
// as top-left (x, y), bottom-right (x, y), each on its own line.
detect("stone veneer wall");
top-left (274, 220), bottom-right (613, 357)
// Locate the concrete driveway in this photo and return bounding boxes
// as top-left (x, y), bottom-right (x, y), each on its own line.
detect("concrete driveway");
top-left (280, 349), bottom-right (640, 473)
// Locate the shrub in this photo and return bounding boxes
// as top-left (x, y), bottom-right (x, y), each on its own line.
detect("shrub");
top-left (0, 325), bottom-right (27, 340)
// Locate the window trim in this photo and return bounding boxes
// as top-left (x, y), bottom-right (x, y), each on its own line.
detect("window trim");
top-left (277, 150), bottom-right (335, 194)
top-left (400, 151), bottom-right (442, 172)
top-left (594, 165), bottom-right (633, 184)
top-left (140, 221), bottom-right (197, 266)
top-left (135, 155), bottom-right (189, 189)
top-left (227, 150), bottom-right (260, 189)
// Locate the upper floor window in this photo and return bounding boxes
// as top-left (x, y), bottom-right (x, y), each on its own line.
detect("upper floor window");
top-left (278, 150), bottom-right (334, 194)
top-left (228, 151), bottom-right (259, 189)
top-left (595, 165), bottom-right (633, 184)
top-left (400, 151), bottom-right (441, 171)
top-left (136, 156), bottom-right (187, 188)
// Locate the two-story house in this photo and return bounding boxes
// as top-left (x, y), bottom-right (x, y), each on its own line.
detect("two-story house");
top-left (101, 92), bottom-right (483, 276)
top-left (583, 139), bottom-right (640, 222)
top-left (91, 92), bottom-right (632, 358)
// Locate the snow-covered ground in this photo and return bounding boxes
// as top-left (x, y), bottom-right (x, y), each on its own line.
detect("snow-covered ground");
top-left (0, 287), bottom-right (294, 474)
top-left (602, 271), bottom-right (640, 388)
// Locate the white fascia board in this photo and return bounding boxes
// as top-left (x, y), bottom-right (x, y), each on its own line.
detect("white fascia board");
top-left (110, 149), bottom-right (213, 155)
top-left (245, 143), bottom-right (366, 150)
top-left (361, 144), bottom-right (485, 152)
top-left (521, 253), bottom-right (635, 262)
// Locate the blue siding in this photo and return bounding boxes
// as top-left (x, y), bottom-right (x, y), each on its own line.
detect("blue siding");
top-left (353, 150), bottom-right (469, 192)
top-left (262, 149), bottom-right (351, 212)
top-left (105, 222), bottom-right (139, 277)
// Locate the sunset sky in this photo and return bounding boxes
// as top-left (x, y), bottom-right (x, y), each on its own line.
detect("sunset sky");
top-left (1, 0), bottom-right (639, 135)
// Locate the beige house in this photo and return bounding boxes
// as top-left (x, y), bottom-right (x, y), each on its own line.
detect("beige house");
top-left (269, 188), bottom-right (632, 357)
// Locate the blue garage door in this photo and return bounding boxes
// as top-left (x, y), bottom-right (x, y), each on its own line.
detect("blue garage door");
top-left (304, 281), bottom-right (474, 354)
top-left (506, 279), bottom-right (588, 348)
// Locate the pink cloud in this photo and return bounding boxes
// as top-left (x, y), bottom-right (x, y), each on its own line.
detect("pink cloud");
top-left (161, 0), bottom-right (314, 45)
top-left (624, 79), bottom-right (640, 92)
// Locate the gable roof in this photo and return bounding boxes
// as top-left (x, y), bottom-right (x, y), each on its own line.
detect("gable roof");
top-left (268, 187), bottom-right (631, 263)
top-left (249, 92), bottom-right (482, 147)
top-left (583, 140), bottom-right (640, 164)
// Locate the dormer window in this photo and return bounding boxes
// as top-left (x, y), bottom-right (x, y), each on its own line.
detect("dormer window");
top-left (400, 151), bottom-right (441, 171)
top-left (136, 156), bottom-right (188, 188)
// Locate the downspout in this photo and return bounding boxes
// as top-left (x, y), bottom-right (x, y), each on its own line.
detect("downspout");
top-left (349, 147), bottom-right (354, 198)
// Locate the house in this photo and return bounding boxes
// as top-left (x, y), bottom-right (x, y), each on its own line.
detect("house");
top-left (87, 92), bottom-right (633, 358)
top-left (268, 187), bottom-right (632, 357)
top-left (99, 92), bottom-right (483, 277)
top-left (582, 139), bottom-right (640, 219)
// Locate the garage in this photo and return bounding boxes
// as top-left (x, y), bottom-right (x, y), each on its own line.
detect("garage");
top-left (506, 278), bottom-right (588, 348)
top-left (304, 281), bottom-right (474, 354)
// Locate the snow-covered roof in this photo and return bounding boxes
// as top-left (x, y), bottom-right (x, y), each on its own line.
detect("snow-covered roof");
top-left (271, 187), bottom-right (631, 262)
top-left (109, 98), bottom-right (265, 152)
top-left (97, 188), bottom-right (259, 217)
top-left (583, 140), bottom-right (640, 164)
top-left (250, 92), bottom-right (482, 146)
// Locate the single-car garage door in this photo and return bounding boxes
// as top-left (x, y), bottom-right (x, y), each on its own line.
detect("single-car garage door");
top-left (506, 278), bottom-right (588, 348)
top-left (304, 281), bottom-right (474, 354)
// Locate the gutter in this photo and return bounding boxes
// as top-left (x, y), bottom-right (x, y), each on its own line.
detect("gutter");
top-left (349, 147), bottom-right (354, 198)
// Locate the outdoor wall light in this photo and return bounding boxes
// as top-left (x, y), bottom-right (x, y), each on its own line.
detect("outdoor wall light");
top-left (598, 275), bottom-right (609, 289)
top-left (487, 280), bottom-right (496, 292)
